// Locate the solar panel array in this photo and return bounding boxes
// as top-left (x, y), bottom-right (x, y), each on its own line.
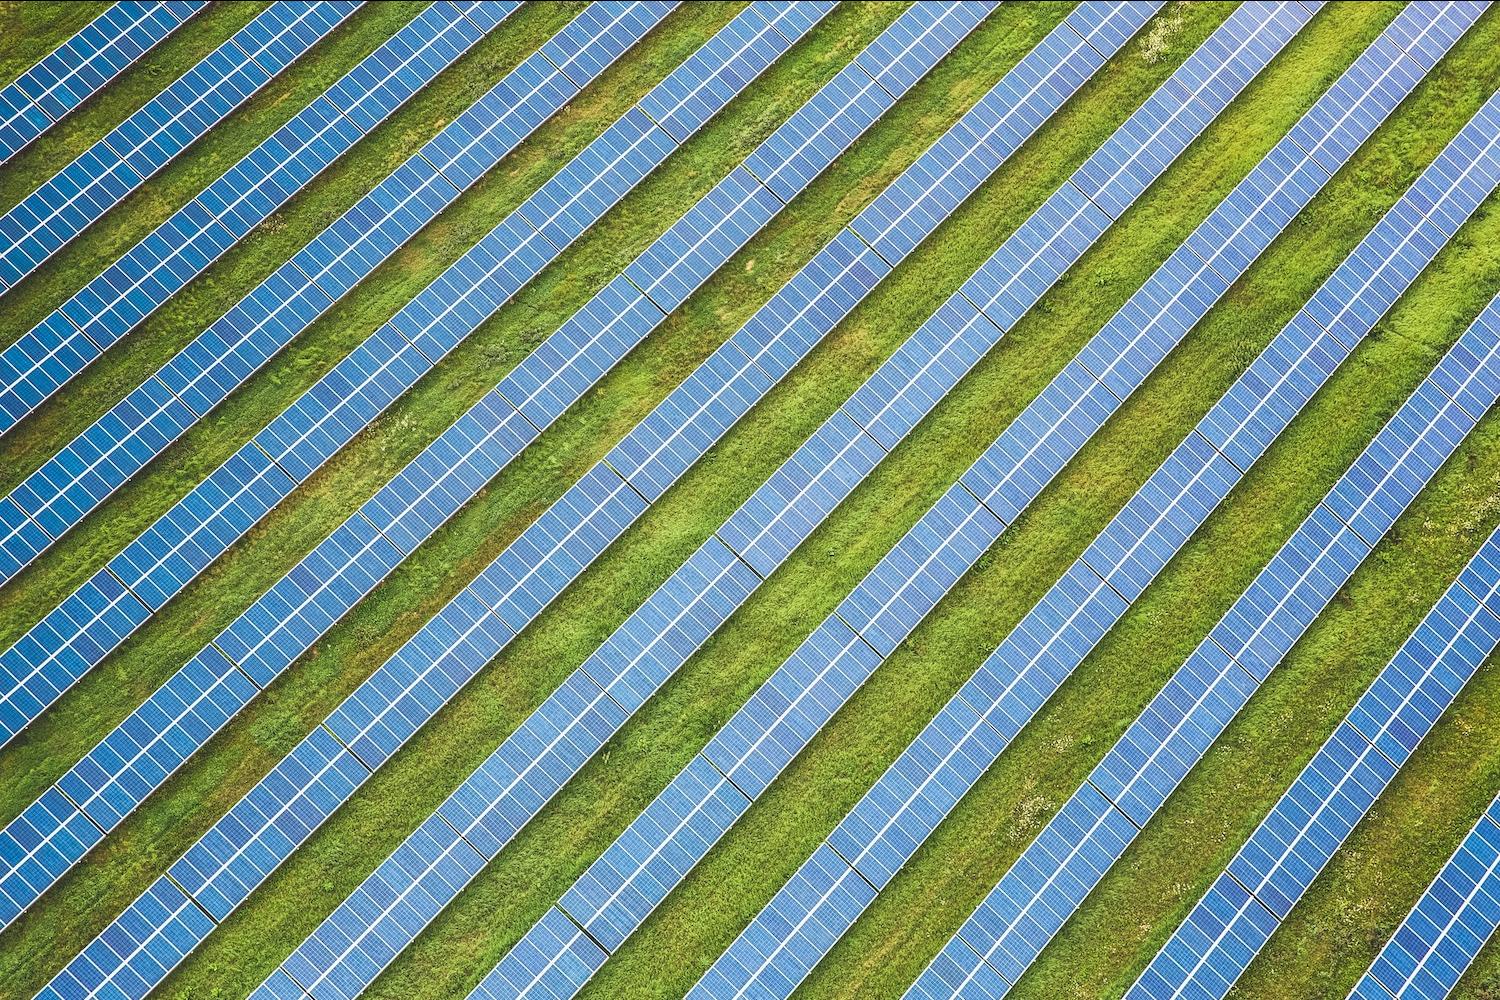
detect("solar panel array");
top-left (905, 95), bottom-right (1500, 1000)
top-left (29, 1), bottom-right (966, 995)
top-left (230, 4), bottom-right (1187, 997)
top-left (0, 0), bottom-right (204, 165)
top-left (1129, 504), bottom-right (1500, 1000)
top-left (0, 0), bottom-right (517, 435)
top-left (5, 5), bottom-right (1500, 1000)
top-left (678, 14), bottom-right (1493, 1000)
top-left (0, 0), bottom-right (681, 748)
top-left (479, 2), bottom-right (1371, 995)
top-left (0, 0), bottom-right (801, 941)
top-left (1350, 791), bottom-right (1500, 1000)
top-left (0, 0), bottom-right (360, 291)
top-left (675, 6), bottom-right (1490, 996)
top-left (0, 0), bottom-right (660, 591)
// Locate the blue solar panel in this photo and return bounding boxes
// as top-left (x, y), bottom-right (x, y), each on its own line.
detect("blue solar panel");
top-left (34, 875), bottom-right (214, 1000)
top-left (718, 407), bottom-right (887, 576)
top-left (0, 1), bottom-right (682, 750)
top-left (1351, 795), bottom-right (1500, 1000)
top-left (910, 119), bottom-right (1500, 991)
top-left (20, 1), bottom-right (860, 985)
top-left (558, 753), bottom-right (751, 950)
top-left (706, 616), bottom-right (884, 799)
top-left (693, 844), bottom-right (878, 1000)
top-left (0, 1), bottom-right (359, 291)
top-left (0, 1), bottom-right (655, 584)
top-left (0, 2), bottom-right (205, 163)
top-left (836, 482), bottom-right (1005, 656)
top-left (468, 907), bottom-right (609, 1000)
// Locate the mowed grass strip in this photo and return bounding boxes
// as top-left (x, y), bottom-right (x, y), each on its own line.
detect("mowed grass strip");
top-left (0, 2), bottom-right (944, 995)
top-left (0, 1), bottom-right (578, 508)
top-left (143, 4), bottom-right (1114, 998)
top-left (0, 1), bottom-right (113, 87)
top-left (0, 0), bottom-right (744, 822)
top-left (778, 17), bottom-right (1500, 1000)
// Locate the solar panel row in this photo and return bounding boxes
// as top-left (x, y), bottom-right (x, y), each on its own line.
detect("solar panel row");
top-left (1350, 791), bottom-right (1500, 1000)
top-left (1129, 494), bottom-right (1500, 1000)
top-left (0, 0), bottom-right (204, 165)
top-left (21, 0), bottom-right (927, 993)
top-left (0, 0), bottom-right (681, 748)
top-left (229, 5), bottom-right (1184, 998)
top-left (907, 93), bottom-right (1500, 1000)
top-left (0, 0), bottom-right (705, 933)
top-left (0, 0), bottom-right (360, 291)
top-left (0, 0), bottom-right (661, 589)
top-left (516, 6), bottom-right (1473, 997)
top-left (0, 0), bottom-right (518, 435)
top-left (477, 5), bottom-right (1362, 997)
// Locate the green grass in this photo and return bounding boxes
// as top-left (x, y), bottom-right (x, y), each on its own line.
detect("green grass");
top-left (2, 4), bottom-right (1499, 1000)
top-left (0, 1), bottom-right (112, 87)
top-left (0, 0), bottom-right (962, 993)
top-left (0, 0), bottom-right (566, 455)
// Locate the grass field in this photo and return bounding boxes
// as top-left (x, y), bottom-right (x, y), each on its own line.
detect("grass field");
top-left (0, 3), bottom-right (1497, 999)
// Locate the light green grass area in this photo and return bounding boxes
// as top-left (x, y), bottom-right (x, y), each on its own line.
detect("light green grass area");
top-left (0, 1), bottom-right (112, 86)
top-left (1, 4), bottom-right (1499, 1000)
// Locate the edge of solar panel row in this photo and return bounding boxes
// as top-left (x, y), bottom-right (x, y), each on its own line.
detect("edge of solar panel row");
top-left (0, 1), bottom-right (206, 166)
top-left (496, 6), bottom-right (1474, 998)
top-left (0, 0), bottom-right (649, 587)
top-left (903, 91), bottom-right (1500, 1000)
top-left (0, 0), bottom-right (684, 748)
top-left (0, 0), bottom-right (520, 438)
top-left (1127, 508), bottom-right (1500, 1000)
top-left (0, 0), bottom-right (733, 936)
top-left (1349, 792), bottom-right (1500, 1000)
top-left (0, 1), bottom-right (362, 292)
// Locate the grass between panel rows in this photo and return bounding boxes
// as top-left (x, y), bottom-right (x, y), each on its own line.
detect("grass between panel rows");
top-left (0, 1), bottom-right (112, 87)
top-left (0, 0), bottom-right (578, 537)
top-left (0, 0), bottom-right (970, 994)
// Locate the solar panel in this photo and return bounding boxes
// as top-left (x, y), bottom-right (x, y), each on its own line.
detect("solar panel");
top-left (1349, 793), bottom-right (1500, 1000)
top-left (0, 0), bottom-right (516, 435)
top-left (904, 93), bottom-right (1500, 1000)
top-left (0, 1), bottom-right (360, 291)
top-left (0, 1), bottom-right (205, 165)
top-left (1124, 327), bottom-right (1500, 1000)
top-left (0, 3), bottom-right (666, 587)
top-left (0, 0), bottom-right (715, 936)
top-left (0, 0), bottom-right (684, 746)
